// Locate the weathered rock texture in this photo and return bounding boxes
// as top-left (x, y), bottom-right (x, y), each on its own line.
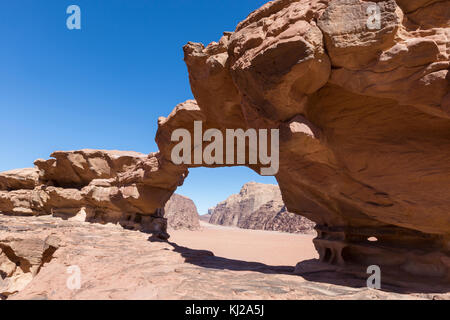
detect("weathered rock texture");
top-left (0, 168), bottom-right (39, 191)
top-left (1, 0), bottom-right (449, 289)
top-left (0, 229), bottom-right (59, 298)
top-left (242, 200), bottom-right (315, 234)
top-left (209, 182), bottom-right (315, 234)
top-left (0, 150), bottom-right (189, 238)
top-left (164, 194), bottom-right (200, 230)
top-left (154, 0), bottom-right (450, 285)
top-left (2, 215), bottom-right (448, 300)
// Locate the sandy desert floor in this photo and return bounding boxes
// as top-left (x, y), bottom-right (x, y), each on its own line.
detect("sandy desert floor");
top-left (169, 221), bottom-right (318, 266)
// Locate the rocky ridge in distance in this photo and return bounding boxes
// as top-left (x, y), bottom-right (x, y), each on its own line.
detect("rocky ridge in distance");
top-left (209, 182), bottom-right (315, 234)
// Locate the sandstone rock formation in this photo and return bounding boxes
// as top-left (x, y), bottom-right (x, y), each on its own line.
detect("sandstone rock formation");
top-left (209, 182), bottom-right (315, 233)
top-left (154, 0), bottom-right (450, 285)
top-left (0, 150), bottom-right (188, 238)
top-left (1, 0), bottom-right (449, 288)
top-left (2, 215), bottom-right (448, 300)
top-left (241, 200), bottom-right (316, 234)
top-left (0, 168), bottom-right (39, 191)
top-left (34, 149), bottom-right (147, 188)
top-left (209, 183), bottom-right (281, 227)
top-left (164, 193), bottom-right (200, 230)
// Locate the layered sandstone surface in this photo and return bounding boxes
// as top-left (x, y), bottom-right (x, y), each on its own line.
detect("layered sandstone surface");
top-left (155, 0), bottom-right (450, 285)
top-left (0, 150), bottom-right (193, 237)
top-left (209, 182), bottom-right (315, 234)
top-left (2, 215), bottom-right (448, 300)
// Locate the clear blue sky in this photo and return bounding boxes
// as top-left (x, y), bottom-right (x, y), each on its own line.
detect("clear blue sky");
top-left (0, 0), bottom-right (276, 214)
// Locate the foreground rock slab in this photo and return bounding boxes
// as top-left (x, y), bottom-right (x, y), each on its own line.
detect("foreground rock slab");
top-left (1, 215), bottom-right (448, 300)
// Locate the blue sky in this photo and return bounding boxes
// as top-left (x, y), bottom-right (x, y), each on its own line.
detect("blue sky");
top-left (0, 0), bottom-right (276, 214)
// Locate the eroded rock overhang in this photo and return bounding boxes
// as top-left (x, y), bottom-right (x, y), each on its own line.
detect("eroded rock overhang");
top-left (155, 0), bottom-right (450, 285)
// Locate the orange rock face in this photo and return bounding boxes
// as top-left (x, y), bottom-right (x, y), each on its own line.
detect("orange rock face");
top-left (155, 0), bottom-right (450, 284)
top-left (0, 150), bottom-right (188, 239)
top-left (34, 149), bottom-right (148, 188)
top-left (0, 168), bottom-right (39, 191)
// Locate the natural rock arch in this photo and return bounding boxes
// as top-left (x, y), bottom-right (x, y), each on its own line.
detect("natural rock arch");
top-left (154, 0), bottom-right (450, 286)
top-left (0, 0), bottom-right (449, 288)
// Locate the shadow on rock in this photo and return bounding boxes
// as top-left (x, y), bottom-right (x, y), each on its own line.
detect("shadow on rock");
top-left (149, 235), bottom-right (450, 296)
top-left (294, 259), bottom-right (450, 295)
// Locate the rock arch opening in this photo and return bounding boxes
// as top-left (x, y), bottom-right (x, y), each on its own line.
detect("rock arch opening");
top-left (152, 0), bottom-right (450, 287)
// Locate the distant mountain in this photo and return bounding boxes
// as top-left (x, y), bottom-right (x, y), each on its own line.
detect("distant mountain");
top-left (208, 182), bottom-right (315, 234)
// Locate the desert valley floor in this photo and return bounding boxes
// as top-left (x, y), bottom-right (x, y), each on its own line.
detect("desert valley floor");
top-left (171, 221), bottom-right (318, 266)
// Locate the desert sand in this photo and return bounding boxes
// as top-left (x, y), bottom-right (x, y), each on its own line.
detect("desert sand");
top-left (169, 221), bottom-right (318, 266)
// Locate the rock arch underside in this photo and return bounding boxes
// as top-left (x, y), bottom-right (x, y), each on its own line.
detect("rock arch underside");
top-left (1, 0), bottom-right (449, 288)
